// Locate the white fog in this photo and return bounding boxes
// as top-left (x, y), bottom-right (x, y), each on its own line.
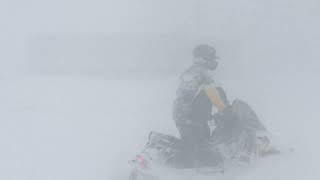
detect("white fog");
top-left (1, 0), bottom-right (320, 179)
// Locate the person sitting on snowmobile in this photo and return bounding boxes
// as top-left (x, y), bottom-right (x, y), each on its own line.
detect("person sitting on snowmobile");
top-left (172, 44), bottom-right (226, 167)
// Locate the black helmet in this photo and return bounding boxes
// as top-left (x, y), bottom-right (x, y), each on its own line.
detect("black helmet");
top-left (193, 44), bottom-right (219, 70)
top-left (193, 44), bottom-right (219, 61)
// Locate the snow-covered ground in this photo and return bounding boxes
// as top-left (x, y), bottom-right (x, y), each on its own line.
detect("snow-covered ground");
top-left (0, 72), bottom-right (319, 180)
top-left (0, 75), bottom-right (177, 180)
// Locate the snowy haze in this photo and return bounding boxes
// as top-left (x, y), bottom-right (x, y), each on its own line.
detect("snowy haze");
top-left (1, 0), bottom-right (320, 179)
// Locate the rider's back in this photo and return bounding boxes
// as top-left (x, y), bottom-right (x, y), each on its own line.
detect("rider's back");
top-left (173, 64), bottom-right (214, 126)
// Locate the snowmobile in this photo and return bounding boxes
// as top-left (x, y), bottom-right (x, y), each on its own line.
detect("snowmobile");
top-left (129, 89), bottom-right (280, 180)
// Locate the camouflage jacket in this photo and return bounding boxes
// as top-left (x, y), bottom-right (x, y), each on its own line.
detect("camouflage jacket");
top-left (173, 64), bottom-right (215, 126)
